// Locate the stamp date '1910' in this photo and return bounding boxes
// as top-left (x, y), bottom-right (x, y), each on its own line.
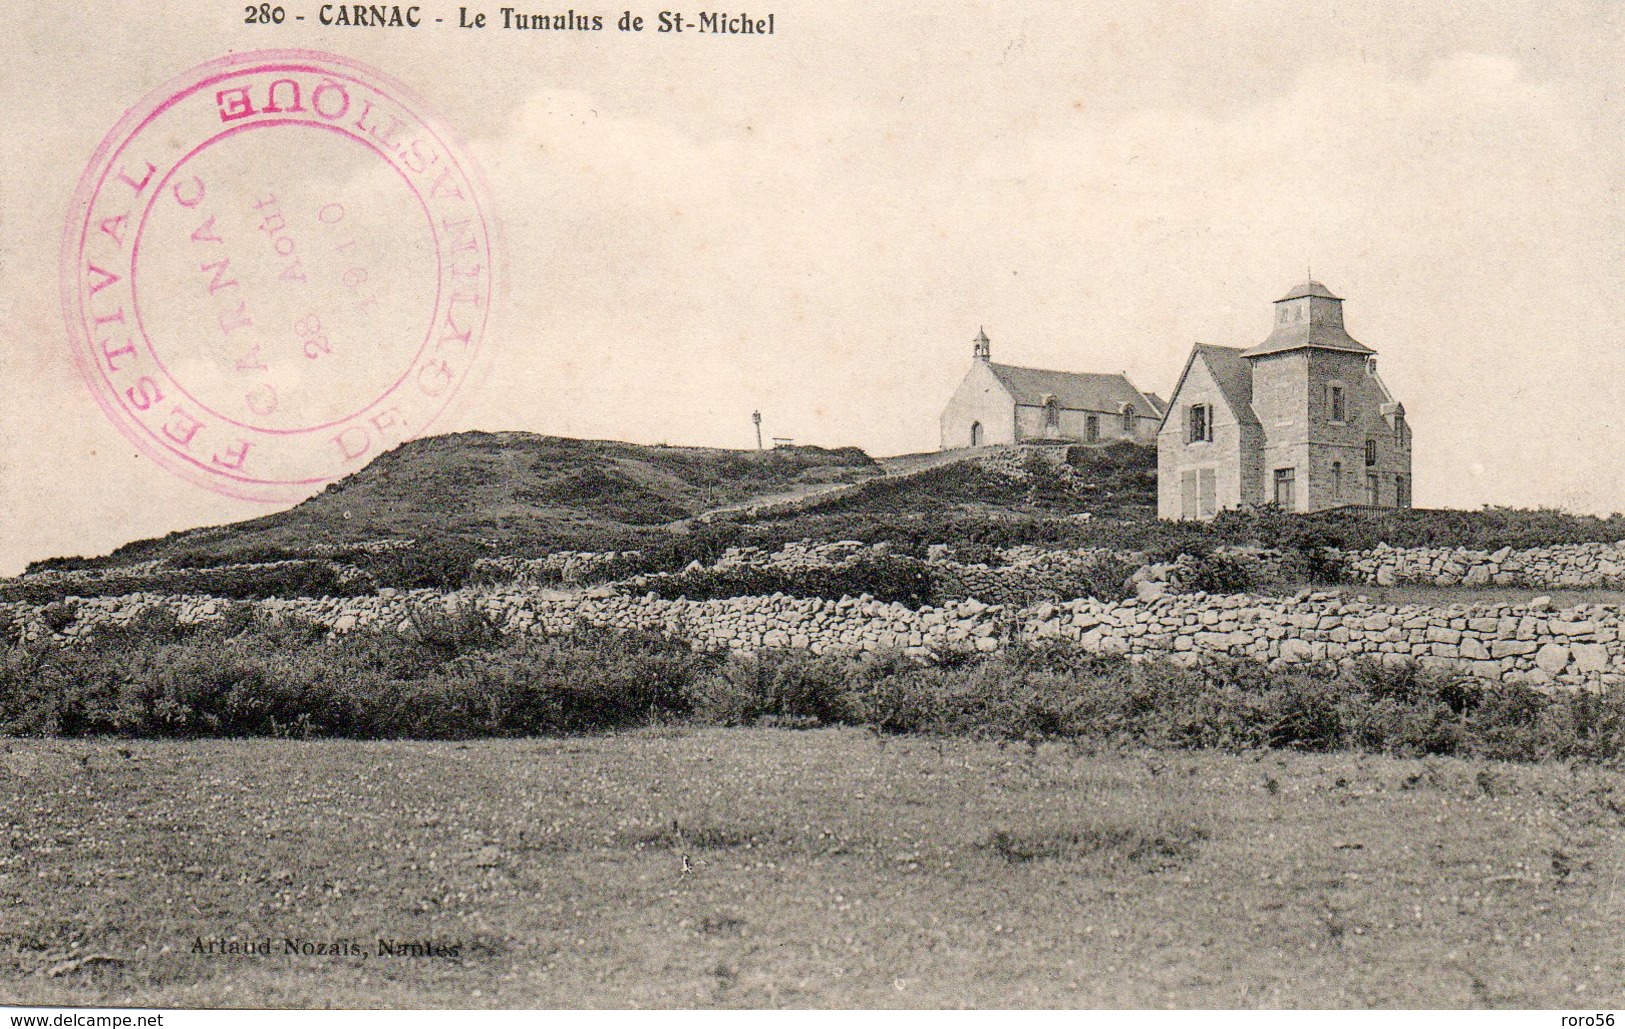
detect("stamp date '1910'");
top-left (62, 49), bottom-right (495, 502)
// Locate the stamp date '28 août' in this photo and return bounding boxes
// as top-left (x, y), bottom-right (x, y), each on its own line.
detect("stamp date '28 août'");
top-left (63, 50), bottom-right (495, 502)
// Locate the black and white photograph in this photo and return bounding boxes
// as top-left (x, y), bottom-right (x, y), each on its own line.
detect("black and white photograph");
top-left (0, 0), bottom-right (1621, 1016)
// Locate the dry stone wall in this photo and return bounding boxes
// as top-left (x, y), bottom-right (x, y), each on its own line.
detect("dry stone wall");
top-left (1346, 542), bottom-right (1625, 588)
top-left (7, 585), bottom-right (1621, 690)
top-left (472, 551), bottom-right (643, 584)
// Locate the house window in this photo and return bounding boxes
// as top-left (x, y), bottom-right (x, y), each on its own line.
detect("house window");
top-left (1364, 439), bottom-right (1377, 467)
top-left (1326, 383), bottom-right (1346, 423)
top-left (1085, 414), bottom-right (1099, 443)
top-left (1396, 475), bottom-right (1411, 509)
top-left (1331, 461), bottom-right (1342, 500)
top-left (1366, 472), bottom-right (1380, 506)
top-left (1121, 405), bottom-right (1135, 434)
top-left (1042, 396), bottom-right (1059, 433)
top-left (1273, 468), bottom-right (1296, 509)
top-left (1394, 412), bottom-right (1406, 447)
top-left (1187, 404), bottom-right (1212, 444)
top-left (970, 421), bottom-right (983, 447)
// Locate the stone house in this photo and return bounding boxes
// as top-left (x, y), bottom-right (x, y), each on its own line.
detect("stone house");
top-left (940, 329), bottom-right (1165, 449)
top-left (1157, 280), bottom-right (1412, 519)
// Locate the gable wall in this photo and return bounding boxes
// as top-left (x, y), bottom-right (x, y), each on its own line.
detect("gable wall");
top-left (940, 361), bottom-right (1016, 448)
top-left (1157, 355), bottom-right (1249, 519)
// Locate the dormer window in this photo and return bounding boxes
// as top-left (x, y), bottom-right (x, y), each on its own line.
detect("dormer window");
top-left (1325, 383), bottom-right (1346, 424)
top-left (1187, 403), bottom-right (1213, 444)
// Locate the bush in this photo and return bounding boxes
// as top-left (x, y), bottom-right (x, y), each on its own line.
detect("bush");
top-left (4, 620), bottom-right (1621, 763)
top-left (405, 601), bottom-right (505, 657)
top-left (350, 538), bottom-right (491, 592)
top-left (1177, 554), bottom-right (1258, 595)
top-left (0, 617), bottom-right (712, 739)
top-left (689, 650), bottom-right (861, 726)
top-left (640, 556), bottom-right (940, 608)
top-left (1057, 556), bottom-right (1140, 603)
top-left (0, 562), bottom-right (361, 606)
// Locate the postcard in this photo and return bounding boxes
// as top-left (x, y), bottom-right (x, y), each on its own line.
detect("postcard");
top-left (1, 0), bottom-right (1621, 1014)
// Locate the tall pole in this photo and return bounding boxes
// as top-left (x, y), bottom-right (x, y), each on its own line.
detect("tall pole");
top-left (752, 410), bottom-right (763, 450)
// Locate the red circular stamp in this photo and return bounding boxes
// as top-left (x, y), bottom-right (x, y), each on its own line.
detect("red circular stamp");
top-left (61, 50), bottom-right (495, 502)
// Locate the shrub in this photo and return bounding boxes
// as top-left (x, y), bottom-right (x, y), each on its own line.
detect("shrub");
top-left (405, 601), bottom-right (505, 657)
top-left (1058, 556), bottom-right (1140, 603)
top-left (351, 538), bottom-right (491, 592)
top-left (444, 628), bottom-right (710, 735)
top-left (4, 618), bottom-right (1622, 763)
top-left (1176, 554), bottom-right (1257, 595)
top-left (640, 556), bottom-right (940, 608)
top-left (0, 562), bottom-right (360, 606)
top-left (690, 650), bottom-right (860, 726)
top-left (40, 602), bottom-right (78, 633)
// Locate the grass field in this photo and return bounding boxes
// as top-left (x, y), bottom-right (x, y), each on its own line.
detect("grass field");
top-left (3, 728), bottom-right (1622, 1008)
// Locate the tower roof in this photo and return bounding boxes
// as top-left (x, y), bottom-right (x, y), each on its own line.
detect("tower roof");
top-left (1276, 279), bottom-right (1343, 302)
top-left (1243, 279), bottom-right (1375, 358)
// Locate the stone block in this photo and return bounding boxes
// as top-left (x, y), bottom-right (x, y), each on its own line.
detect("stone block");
top-left (1279, 639), bottom-right (1313, 662)
top-left (1550, 620), bottom-right (1596, 638)
top-left (1534, 643), bottom-right (1571, 676)
top-left (1571, 644), bottom-right (1608, 674)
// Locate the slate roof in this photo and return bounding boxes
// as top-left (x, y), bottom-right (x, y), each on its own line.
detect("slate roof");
top-left (1191, 345), bottom-right (1260, 426)
top-left (986, 363), bottom-right (1163, 418)
top-left (1277, 279), bottom-right (1343, 302)
top-left (1243, 279), bottom-right (1376, 358)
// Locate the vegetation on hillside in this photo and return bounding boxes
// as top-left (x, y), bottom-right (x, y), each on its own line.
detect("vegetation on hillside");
top-left (23, 433), bottom-right (882, 575)
top-left (14, 432), bottom-right (1625, 602)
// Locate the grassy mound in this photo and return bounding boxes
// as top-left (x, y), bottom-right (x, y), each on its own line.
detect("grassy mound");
top-left (26, 433), bottom-right (881, 574)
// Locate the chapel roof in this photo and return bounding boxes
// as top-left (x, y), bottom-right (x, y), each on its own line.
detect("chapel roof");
top-left (986, 363), bottom-right (1163, 419)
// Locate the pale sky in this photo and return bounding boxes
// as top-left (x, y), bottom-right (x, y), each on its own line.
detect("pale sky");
top-left (2, 1), bottom-right (1621, 573)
